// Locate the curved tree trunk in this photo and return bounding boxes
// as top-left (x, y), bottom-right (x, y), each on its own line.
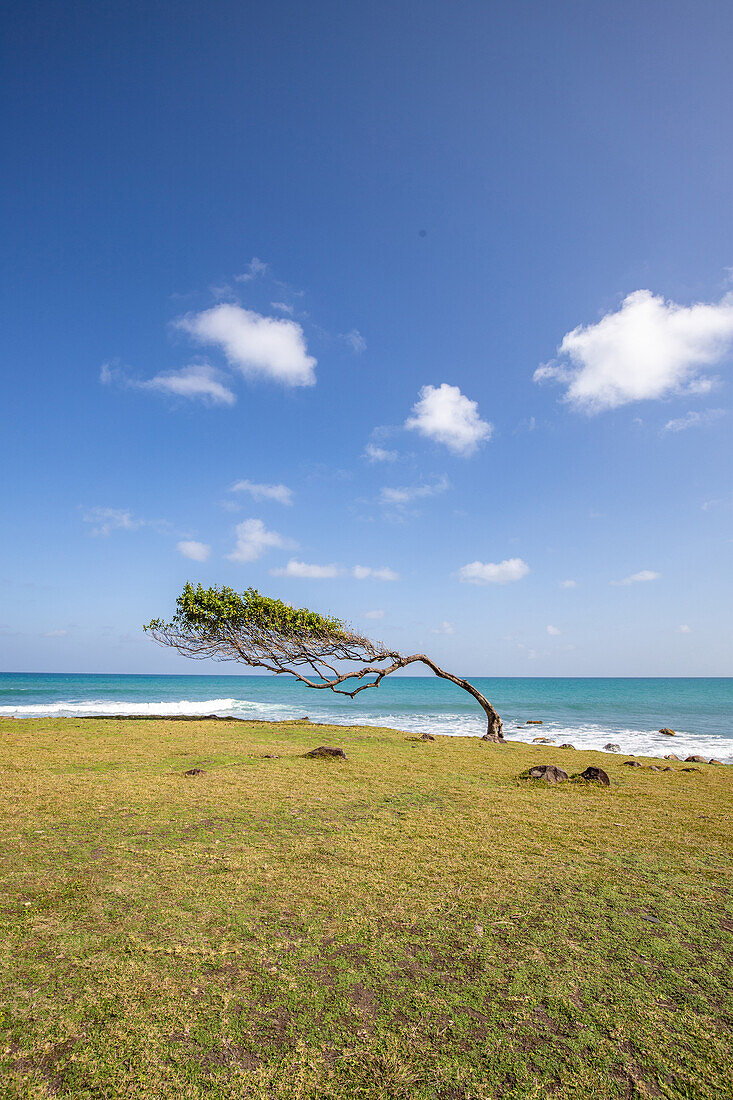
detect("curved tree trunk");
top-left (403, 654), bottom-right (504, 742)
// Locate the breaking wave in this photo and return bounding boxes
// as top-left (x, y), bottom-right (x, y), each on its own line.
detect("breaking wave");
top-left (1, 679), bottom-right (730, 764)
top-left (0, 698), bottom-right (243, 718)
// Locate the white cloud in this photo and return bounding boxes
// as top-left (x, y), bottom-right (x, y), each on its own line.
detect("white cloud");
top-left (662, 408), bottom-right (726, 433)
top-left (380, 476), bottom-right (449, 507)
top-left (547, 625), bottom-right (561, 635)
top-left (560, 579), bottom-right (577, 589)
top-left (235, 257), bottom-right (268, 282)
top-left (458, 558), bottom-right (530, 585)
top-left (514, 415), bottom-right (537, 434)
top-left (342, 329), bottom-right (366, 353)
top-left (270, 301), bottom-right (294, 314)
top-left (177, 540), bottom-right (210, 562)
top-left (178, 304), bottom-right (316, 387)
top-left (611, 569), bottom-right (660, 586)
top-left (228, 519), bottom-right (289, 563)
top-left (82, 507), bottom-right (143, 537)
top-left (45, 629), bottom-right (68, 638)
top-left (405, 383), bottom-right (492, 456)
top-left (230, 479), bottom-right (294, 506)
top-left (677, 624), bottom-right (692, 634)
top-left (431, 621), bottom-right (455, 635)
top-left (352, 566), bottom-right (399, 581)
top-left (271, 559), bottom-right (340, 579)
top-left (364, 443), bottom-right (398, 463)
top-left (138, 363), bottom-right (236, 406)
top-left (535, 290), bottom-right (733, 413)
top-left (101, 361), bottom-right (236, 406)
top-left (82, 506), bottom-right (173, 538)
top-left (269, 562), bottom-right (399, 581)
top-left (364, 609), bottom-right (385, 620)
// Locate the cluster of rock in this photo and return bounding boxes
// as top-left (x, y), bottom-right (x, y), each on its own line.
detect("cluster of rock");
top-left (526, 764), bottom-right (610, 786)
top-left (303, 746), bottom-right (348, 759)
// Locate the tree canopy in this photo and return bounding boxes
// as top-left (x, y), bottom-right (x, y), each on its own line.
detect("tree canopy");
top-left (145, 583), bottom-right (504, 741)
top-left (147, 582), bottom-right (347, 641)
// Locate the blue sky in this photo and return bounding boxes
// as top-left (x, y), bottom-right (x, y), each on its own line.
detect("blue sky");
top-left (2, 0), bottom-right (732, 676)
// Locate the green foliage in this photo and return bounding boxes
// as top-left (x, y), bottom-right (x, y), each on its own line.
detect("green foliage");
top-left (145, 582), bottom-right (347, 639)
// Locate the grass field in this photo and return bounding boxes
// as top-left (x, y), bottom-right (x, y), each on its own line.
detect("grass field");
top-left (1, 717), bottom-right (732, 1099)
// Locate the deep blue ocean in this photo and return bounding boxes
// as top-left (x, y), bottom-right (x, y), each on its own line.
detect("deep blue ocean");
top-left (0, 673), bottom-right (731, 763)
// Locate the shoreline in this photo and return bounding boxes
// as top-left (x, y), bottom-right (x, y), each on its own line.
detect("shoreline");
top-left (1, 714), bottom-right (728, 765)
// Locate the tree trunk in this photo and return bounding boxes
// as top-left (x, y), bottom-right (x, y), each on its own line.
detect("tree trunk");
top-left (404, 654), bottom-right (504, 743)
top-left (482, 709), bottom-right (504, 743)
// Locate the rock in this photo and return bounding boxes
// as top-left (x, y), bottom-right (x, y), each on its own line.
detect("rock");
top-left (559, 743), bottom-right (575, 749)
top-left (578, 766), bottom-right (610, 786)
top-left (662, 766), bottom-right (673, 771)
top-left (709, 758), bottom-right (724, 765)
top-left (262, 754), bottom-right (279, 759)
top-left (303, 746), bottom-right (347, 760)
top-left (685, 755), bottom-right (707, 764)
top-left (184, 767), bottom-right (205, 776)
top-left (420, 732), bottom-right (436, 741)
top-left (681, 767), bottom-right (700, 773)
top-left (533, 737), bottom-right (554, 743)
top-left (664, 754), bottom-right (679, 761)
top-left (659, 728), bottom-right (675, 736)
top-left (647, 765), bottom-right (662, 771)
top-left (604, 743), bottom-right (621, 752)
top-left (526, 720), bottom-right (543, 725)
top-left (527, 764), bottom-right (569, 784)
top-left (623, 760), bottom-right (642, 767)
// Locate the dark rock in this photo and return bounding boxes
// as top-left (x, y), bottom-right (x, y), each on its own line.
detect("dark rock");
top-left (604, 743), bottom-right (621, 752)
top-left (685, 755), bottom-right (707, 764)
top-left (184, 767), bottom-right (205, 776)
top-left (647, 765), bottom-right (662, 771)
top-left (659, 728), bottom-right (675, 736)
top-left (709, 758), bottom-right (724, 765)
top-left (578, 766), bottom-right (611, 786)
top-left (664, 754), bottom-right (679, 761)
top-left (623, 760), bottom-right (643, 767)
top-left (559, 743), bottom-right (575, 749)
top-left (681, 767), bottom-right (700, 773)
top-left (262, 754), bottom-right (279, 759)
top-left (420, 732), bottom-right (436, 741)
top-left (526, 720), bottom-right (543, 725)
top-left (527, 764), bottom-right (569, 784)
top-left (533, 736), bottom-right (554, 743)
top-left (303, 746), bottom-right (347, 760)
top-left (662, 766), bottom-right (673, 771)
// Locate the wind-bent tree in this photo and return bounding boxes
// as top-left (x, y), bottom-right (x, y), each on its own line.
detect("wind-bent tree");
top-left (145, 583), bottom-right (504, 741)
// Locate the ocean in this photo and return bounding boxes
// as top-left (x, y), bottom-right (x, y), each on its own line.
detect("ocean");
top-left (0, 672), bottom-right (731, 763)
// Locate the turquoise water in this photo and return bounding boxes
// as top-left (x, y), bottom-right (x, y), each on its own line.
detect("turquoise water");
top-left (1, 673), bottom-right (731, 762)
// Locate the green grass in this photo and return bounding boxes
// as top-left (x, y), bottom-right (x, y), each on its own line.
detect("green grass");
top-left (1, 717), bottom-right (732, 1099)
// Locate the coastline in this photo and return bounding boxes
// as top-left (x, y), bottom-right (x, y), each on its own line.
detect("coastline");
top-left (2, 672), bottom-right (732, 763)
